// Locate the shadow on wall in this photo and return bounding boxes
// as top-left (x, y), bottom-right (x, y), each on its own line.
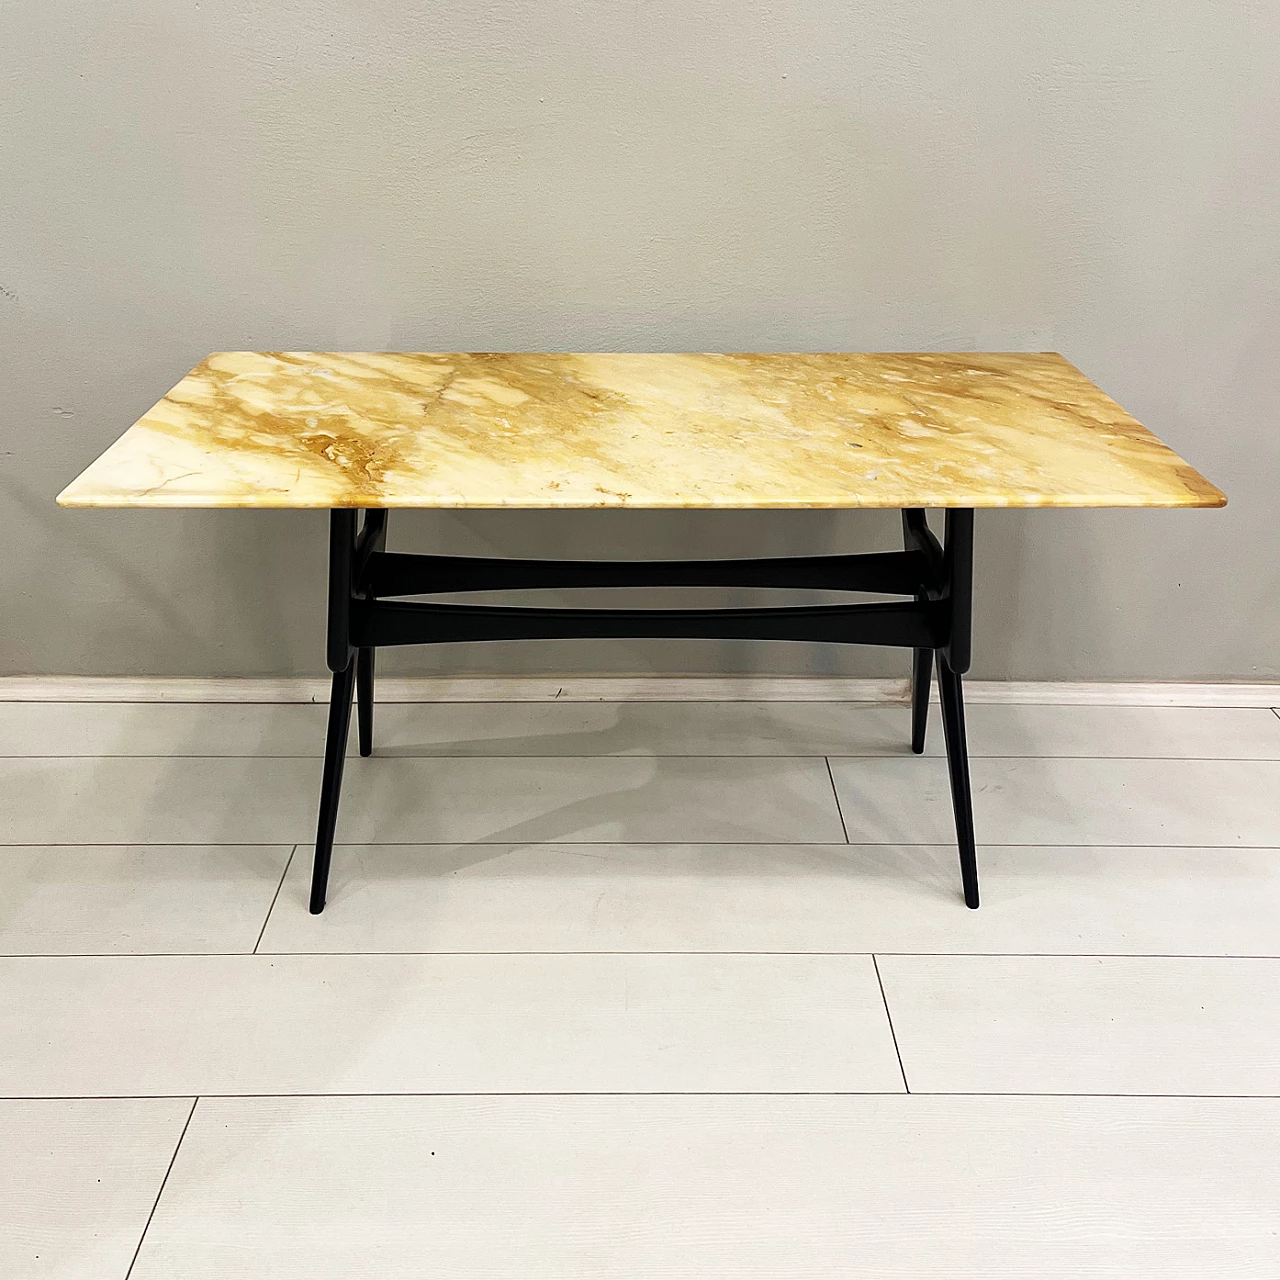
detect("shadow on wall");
top-left (2, 471), bottom-right (327, 678)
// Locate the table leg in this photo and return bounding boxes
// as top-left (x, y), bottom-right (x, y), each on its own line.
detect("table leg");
top-left (910, 645), bottom-right (932, 754)
top-left (939, 508), bottom-right (978, 908)
top-left (309, 510), bottom-right (359, 915)
top-left (310, 659), bottom-right (356, 914)
top-left (356, 647), bottom-right (375, 757)
top-left (936, 652), bottom-right (979, 908)
top-left (354, 509), bottom-right (388, 761)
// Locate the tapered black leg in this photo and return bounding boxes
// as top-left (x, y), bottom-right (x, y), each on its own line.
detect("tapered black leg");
top-left (935, 653), bottom-right (979, 908)
top-left (356, 647), bottom-right (375, 757)
top-left (910, 647), bottom-right (932, 754)
top-left (310, 660), bottom-right (357, 914)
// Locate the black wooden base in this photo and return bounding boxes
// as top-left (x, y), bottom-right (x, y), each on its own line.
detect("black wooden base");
top-left (309, 507), bottom-right (979, 914)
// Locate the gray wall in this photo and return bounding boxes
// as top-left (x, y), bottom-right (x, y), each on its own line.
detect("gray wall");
top-left (2, 1), bottom-right (1276, 680)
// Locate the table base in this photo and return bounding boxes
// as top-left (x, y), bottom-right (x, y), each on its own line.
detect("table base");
top-left (309, 508), bottom-right (979, 913)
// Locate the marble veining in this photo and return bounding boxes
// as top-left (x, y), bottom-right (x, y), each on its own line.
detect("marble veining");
top-left (56, 352), bottom-right (1225, 509)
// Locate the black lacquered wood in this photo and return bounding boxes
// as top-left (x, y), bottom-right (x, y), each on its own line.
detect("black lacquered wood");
top-left (312, 507), bottom-right (980, 912)
top-left (936, 651), bottom-right (979, 908)
top-left (310, 659), bottom-right (356, 914)
top-left (365, 548), bottom-right (935, 599)
top-left (353, 598), bottom-right (942, 650)
top-left (943, 508), bottom-right (974, 674)
top-left (356, 648), bottom-right (374, 758)
top-left (325, 512), bottom-right (357, 673)
top-left (902, 509), bottom-right (936, 754)
top-left (352, 509), bottom-right (386, 758)
top-left (354, 508), bottom-right (388, 581)
top-left (910, 646), bottom-right (932, 754)
top-left (902, 508), bottom-right (945, 596)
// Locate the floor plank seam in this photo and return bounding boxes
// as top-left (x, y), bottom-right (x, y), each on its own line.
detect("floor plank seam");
top-left (872, 955), bottom-right (910, 1093)
top-left (5, 1090), bottom-right (1280, 1101)
top-left (5, 950), bottom-right (1280, 959)
top-left (254, 845), bottom-right (296, 954)
top-left (123, 1096), bottom-right (198, 1280)
top-left (6, 840), bottom-right (1280, 849)
top-left (824, 756), bottom-right (850, 842)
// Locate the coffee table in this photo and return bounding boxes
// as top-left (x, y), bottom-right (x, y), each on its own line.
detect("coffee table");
top-left (58, 352), bottom-right (1225, 912)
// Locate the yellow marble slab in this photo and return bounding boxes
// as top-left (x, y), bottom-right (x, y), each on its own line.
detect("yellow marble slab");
top-left (56, 352), bottom-right (1225, 510)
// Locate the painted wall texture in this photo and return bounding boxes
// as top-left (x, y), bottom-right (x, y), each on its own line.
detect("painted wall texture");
top-left (1, 1), bottom-right (1276, 679)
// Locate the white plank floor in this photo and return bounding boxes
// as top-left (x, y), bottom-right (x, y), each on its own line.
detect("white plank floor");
top-left (129, 1095), bottom-right (1280, 1280)
top-left (2, 697), bottom-right (1279, 1277)
top-left (0, 755), bottom-right (845, 844)
top-left (0, 953), bottom-right (902, 1096)
top-left (0, 1098), bottom-right (192, 1280)
top-left (4, 699), bottom-right (1280, 759)
top-left (259, 843), bottom-right (1280, 956)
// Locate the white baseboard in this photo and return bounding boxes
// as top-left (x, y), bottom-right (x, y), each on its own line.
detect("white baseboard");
top-left (0, 676), bottom-right (906, 704)
top-left (0, 675), bottom-right (1276, 707)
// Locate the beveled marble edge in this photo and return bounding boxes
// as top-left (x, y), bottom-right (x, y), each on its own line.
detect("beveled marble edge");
top-left (55, 351), bottom-right (1227, 510)
top-left (57, 489), bottom-right (1226, 509)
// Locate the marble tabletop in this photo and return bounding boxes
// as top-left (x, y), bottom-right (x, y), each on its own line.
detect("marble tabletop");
top-left (56, 352), bottom-right (1225, 510)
